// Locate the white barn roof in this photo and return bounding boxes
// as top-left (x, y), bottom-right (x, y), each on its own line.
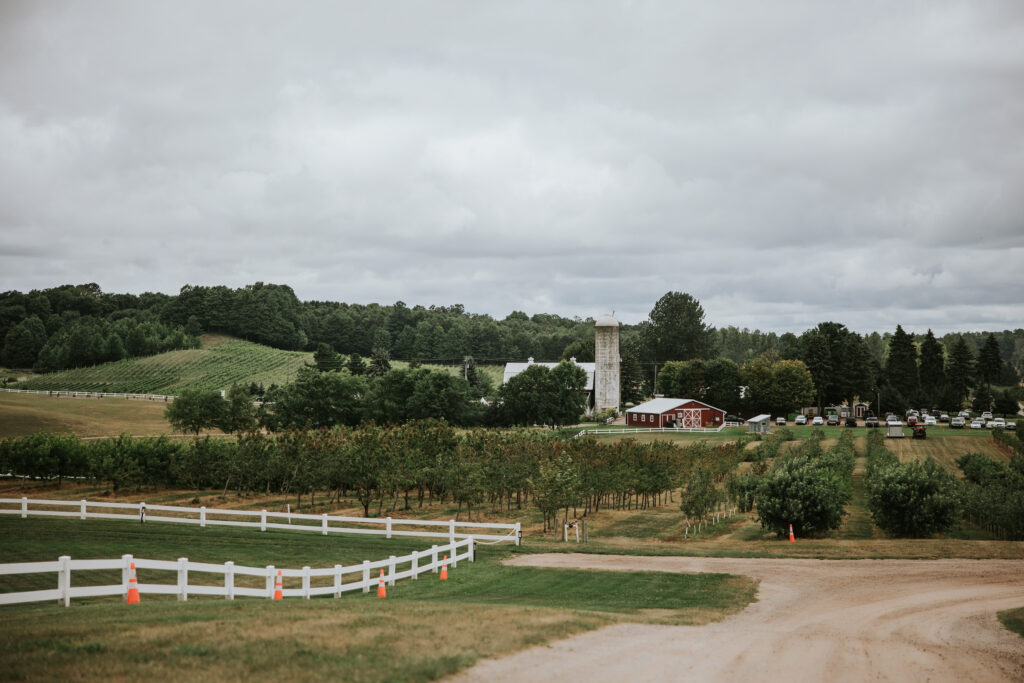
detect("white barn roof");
top-left (502, 359), bottom-right (595, 391)
top-left (626, 397), bottom-right (726, 414)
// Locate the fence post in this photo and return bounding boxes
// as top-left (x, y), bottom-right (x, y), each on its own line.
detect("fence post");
top-left (266, 565), bottom-right (275, 599)
top-left (411, 551), bottom-right (419, 580)
top-left (121, 554), bottom-right (132, 600)
top-left (388, 556), bottom-right (396, 587)
top-left (225, 561), bottom-right (234, 600)
top-left (563, 524), bottom-right (568, 543)
top-left (334, 565), bottom-right (342, 598)
top-left (140, 502), bottom-right (146, 524)
top-left (386, 516), bottom-right (392, 539)
top-left (200, 506), bottom-right (207, 528)
top-left (58, 555), bottom-right (71, 607)
top-left (260, 509), bottom-right (267, 532)
top-left (79, 500), bottom-right (86, 520)
top-left (303, 566), bottom-right (311, 600)
top-left (322, 513), bottom-right (328, 536)
top-left (431, 545), bottom-right (439, 573)
top-left (449, 519), bottom-right (455, 547)
top-left (362, 561), bottom-right (370, 594)
top-left (515, 522), bottom-right (521, 546)
top-left (451, 539), bottom-right (457, 569)
top-left (177, 557), bottom-right (188, 602)
top-left (468, 538), bottom-right (475, 563)
top-left (21, 497), bottom-right (27, 518)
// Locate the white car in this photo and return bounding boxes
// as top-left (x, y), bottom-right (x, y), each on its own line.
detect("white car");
top-left (812, 416), bottom-right (824, 426)
top-left (1007, 421), bottom-right (1017, 431)
top-left (795, 415), bottom-right (808, 425)
top-left (981, 411), bottom-right (993, 420)
top-left (986, 420), bottom-right (998, 429)
top-left (886, 416), bottom-right (902, 426)
top-left (971, 420), bottom-right (984, 430)
top-left (924, 416), bottom-right (937, 426)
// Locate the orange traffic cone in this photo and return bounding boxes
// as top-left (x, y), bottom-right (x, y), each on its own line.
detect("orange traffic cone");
top-left (273, 569), bottom-right (283, 600)
top-left (439, 555), bottom-right (448, 581)
top-left (788, 523), bottom-right (795, 543)
top-left (377, 569), bottom-right (386, 598)
top-left (126, 562), bottom-right (140, 604)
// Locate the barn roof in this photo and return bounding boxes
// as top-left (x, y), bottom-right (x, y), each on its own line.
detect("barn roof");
top-left (502, 359), bottom-right (595, 391)
top-left (626, 397), bottom-right (726, 414)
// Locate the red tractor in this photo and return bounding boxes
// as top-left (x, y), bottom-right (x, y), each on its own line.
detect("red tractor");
top-left (912, 425), bottom-right (927, 439)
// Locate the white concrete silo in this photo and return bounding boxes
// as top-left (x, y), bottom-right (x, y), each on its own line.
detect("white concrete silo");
top-left (594, 314), bottom-right (620, 413)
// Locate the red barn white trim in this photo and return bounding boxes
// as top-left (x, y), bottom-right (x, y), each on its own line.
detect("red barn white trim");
top-left (625, 398), bottom-right (726, 428)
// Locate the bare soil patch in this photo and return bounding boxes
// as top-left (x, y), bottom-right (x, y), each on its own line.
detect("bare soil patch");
top-left (449, 553), bottom-right (1024, 682)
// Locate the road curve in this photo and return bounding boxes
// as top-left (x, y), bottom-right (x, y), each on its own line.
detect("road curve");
top-left (448, 554), bottom-right (1024, 682)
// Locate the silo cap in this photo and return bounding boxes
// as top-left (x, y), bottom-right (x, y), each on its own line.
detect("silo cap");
top-left (595, 314), bottom-right (619, 327)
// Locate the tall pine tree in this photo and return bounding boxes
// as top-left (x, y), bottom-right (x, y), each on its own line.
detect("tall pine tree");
top-left (946, 336), bottom-right (974, 404)
top-left (978, 333), bottom-right (1002, 386)
top-left (886, 325), bottom-right (919, 408)
top-left (918, 329), bottom-right (946, 407)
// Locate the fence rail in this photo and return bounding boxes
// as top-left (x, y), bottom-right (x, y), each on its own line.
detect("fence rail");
top-left (0, 537), bottom-right (473, 607)
top-left (0, 388), bottom-right (176, 401)
top-left (0, 498), bottom-right (521, 545)
top-left (574, 425), bottom-right (727, 438)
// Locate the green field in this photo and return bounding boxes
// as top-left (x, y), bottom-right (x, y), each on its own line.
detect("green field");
top-left (0, 517), bottom-right (755, 681)
top-left (9, 335), bottom-right (505, 397)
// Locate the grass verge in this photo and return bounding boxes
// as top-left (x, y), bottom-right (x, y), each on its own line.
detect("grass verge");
top-left (998, 607), bottom-right (1024, 639)
top-left (0, 517), bottom-right (756, 681)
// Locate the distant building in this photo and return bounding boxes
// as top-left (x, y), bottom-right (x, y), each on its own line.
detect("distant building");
top-left (502, 357), bottom-right (596, 411)
top-left (748, 414), bottom-right (772, 434)
top-left (502, 314), bottom-right (621, 415)
top-left (625, 398), bottom-right (726, 429)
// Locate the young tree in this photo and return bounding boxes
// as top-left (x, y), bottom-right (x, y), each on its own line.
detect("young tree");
top-left (680, 467), bottom-right (720, 520)
top-left (165, 388), bottom-right (226, 435)
top-left (218, 383), bottom-right (256, 434)
top-left (867, 459), bottom-right (962, 537)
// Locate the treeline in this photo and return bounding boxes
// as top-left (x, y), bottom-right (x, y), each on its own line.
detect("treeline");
top-left (0, 425), bottom-right (745, 531)
top-left (0, 284), bottom-right (197, 372)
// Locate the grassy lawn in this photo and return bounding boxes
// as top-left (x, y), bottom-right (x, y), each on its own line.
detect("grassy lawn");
top-left (0, 391), bottom-right (184, 439)
top-left (998, 607), bottom-right (1024, 639)
top-left (0, 517), bottom-right (756, 682)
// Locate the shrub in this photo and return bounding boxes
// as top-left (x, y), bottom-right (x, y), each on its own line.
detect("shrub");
top-left (755, 455), bottom-right (848, 537)
top-left (866, 458), bottom-right (962, 537)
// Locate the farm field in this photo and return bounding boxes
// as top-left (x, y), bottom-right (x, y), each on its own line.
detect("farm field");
top-left (6, 334), bottom-right (505, 398)
top-left (0, 516), bottom-right (755, 682)
top-left (0, 391), bottom-right (189, 438)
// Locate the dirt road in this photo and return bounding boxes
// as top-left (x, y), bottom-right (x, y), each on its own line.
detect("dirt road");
top-left (449, 554), bottom-right (1024, 682)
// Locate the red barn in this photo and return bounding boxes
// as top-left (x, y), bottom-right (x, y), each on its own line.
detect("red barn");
top-left (625, 398), bottom-right (726, 429)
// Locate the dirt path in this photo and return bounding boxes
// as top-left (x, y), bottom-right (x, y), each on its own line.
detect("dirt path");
top-left (448, 554), bottom-right (1024, 682)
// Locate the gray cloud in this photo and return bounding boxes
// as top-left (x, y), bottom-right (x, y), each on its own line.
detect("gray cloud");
top-left (1, 1), bottom-right (1022, 336)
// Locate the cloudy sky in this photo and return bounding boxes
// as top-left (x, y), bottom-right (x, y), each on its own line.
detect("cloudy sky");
top-left (1, 1), bottom-right (1022, 335)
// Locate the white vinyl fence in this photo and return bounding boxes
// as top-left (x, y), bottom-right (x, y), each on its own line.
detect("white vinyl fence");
top-left (574, 425), bottom-right (726, 438)
top-left (0, 498), bottom-right (521, 545)
top-left (0, 538), bottom-right (472, 607)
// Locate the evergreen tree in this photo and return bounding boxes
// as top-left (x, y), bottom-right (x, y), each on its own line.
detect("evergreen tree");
top-left (886, 325), bottom-right (920, 403)
top-left (918, 329), bottom-right (946, 407)
top-left (803, 331), bottom-right (832, 413)
top-left (946, 336), bottom-right (975, 404)
top-left (368, 348), bottom-right (392, 378)
top-left (978, 333), bottom-right (1003, 386)
top-left (312, 342), bottom-right (344, 372)
top-left (619, 338), bottom-right (646, 405)
top-left (345, 353), bottom-right (367, 376)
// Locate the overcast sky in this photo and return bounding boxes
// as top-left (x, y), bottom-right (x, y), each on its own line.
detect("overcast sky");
top-left (1, 2), bottom-right (1022, 335)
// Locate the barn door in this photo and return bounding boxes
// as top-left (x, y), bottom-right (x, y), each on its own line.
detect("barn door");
top-left (682, 408), bottom-right (702, 428)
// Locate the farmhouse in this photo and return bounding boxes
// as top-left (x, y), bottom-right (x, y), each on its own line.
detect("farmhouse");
top-left (503, 357), bottom-right (596, 410)
top-left (625, 397), bottom-right (726, 429)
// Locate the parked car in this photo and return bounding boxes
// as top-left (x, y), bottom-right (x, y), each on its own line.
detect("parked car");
top-left (993, 417), bottom-right (1006, 427)
top-left (939, 414), bottom-right (950, 423)
top-left (1007, 421), bottom-right (1017, 431)
top-left (912, 426), bottom-right (927, 439)
top-left (986, 420), bottom-right (998, 429)
top-left (795, 415), bottom-right (808, 425)
top-left (886, 416), bottom-right (902, 427)
top-left (907, 415), bottom-right (918, 426)
top-left (950, 417), bottom-right (965, 429)
top-left (812, 416), bottom-right (824, 426)
top-left (981, 411), bottom-right (993, 420)
top-left (826, 415), bottom-right (839, 426)
top-left (776, 416), bottom-right (786, 425)
top-left (865, 417), bottom-right (879, 428)
top-left (970, 420), bottom-right (984, 430)
top-left (958, 411), bottom-right (971, 419)
top-left (924, 415), bottom-right (937, 426)
top-left (845, 417), bottom-right (857, 427)
top-left (725, 414), bottom-right (745, 424)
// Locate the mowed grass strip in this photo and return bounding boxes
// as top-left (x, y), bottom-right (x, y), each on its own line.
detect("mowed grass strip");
top-left (0, 516), bottom-right (756, 682)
